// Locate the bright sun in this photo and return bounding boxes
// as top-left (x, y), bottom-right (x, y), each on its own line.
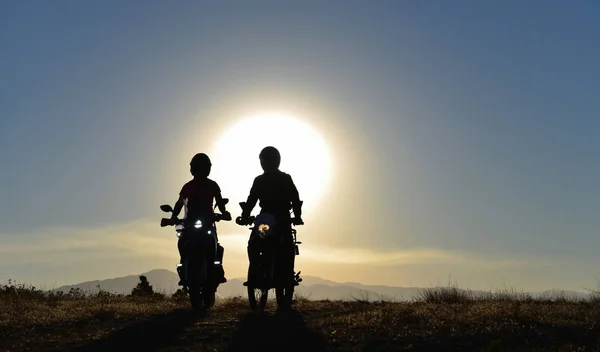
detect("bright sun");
top-left (210, 112), bottom-right (333, 217)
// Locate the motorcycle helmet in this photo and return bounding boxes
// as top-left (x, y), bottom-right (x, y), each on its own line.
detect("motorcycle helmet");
top-left (259, 146), bottom-right (281, 172)
top-left (190, 153), bottom-right (212, 178)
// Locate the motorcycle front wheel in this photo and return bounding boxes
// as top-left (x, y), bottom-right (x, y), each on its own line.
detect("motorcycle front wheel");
top-left (189, 290), bottom-right (204, 312)
top-left (203, 289), bottom-right (216, 309)
top-left (247, 286), bottom-right (269, 313)
top-left (275, 286), bottom-right (294, 309)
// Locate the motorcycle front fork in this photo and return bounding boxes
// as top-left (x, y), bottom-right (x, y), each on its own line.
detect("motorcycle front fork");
top-left (177, 257), bottom-right (223, 288)
top-left (249, 248), bottom-right (300, 287)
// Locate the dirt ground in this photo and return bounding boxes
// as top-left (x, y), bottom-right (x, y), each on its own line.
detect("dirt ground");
top-left (2, 297), bottom-right (600, 351)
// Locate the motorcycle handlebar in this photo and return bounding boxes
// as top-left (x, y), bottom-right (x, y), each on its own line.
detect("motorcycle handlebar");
top-left (160, 218), bottom-right (180, 227)
top-left (236, 202), bottom-right (303, 226)
top-left (235, 215), bottom-right (304, 226)
top-left (292, 218), bottom-right (304, 226)
top-left (160, 212), bottom-right (231, 227)
top-left (235, 215), bottom-right (255, 226)
top-left (215, 212), bottom-right (232, 222)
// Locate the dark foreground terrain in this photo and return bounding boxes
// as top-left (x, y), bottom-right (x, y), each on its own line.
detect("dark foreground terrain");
top-left (2, 291), bottom-right (600, 351)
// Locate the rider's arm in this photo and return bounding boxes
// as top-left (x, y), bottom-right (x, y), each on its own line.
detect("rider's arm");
top-left (242, 177), bottom-right (259, 218)
top-left (172, 199), bottom-right (184, 218)
top-left (172, 184), bottom-right (188, 219)
top-left (288, 175), bottom-right (303, 221)
top-left (214, 182), bottom-right (229, 215)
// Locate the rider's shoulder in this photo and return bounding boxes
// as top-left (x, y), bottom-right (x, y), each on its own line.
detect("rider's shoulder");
top-left (181, 179), bottom-right (194, 189)
top-left (256, 170), bottom-right (290, 181)
top-left (206, 178), bottom-right (221, 188)
top-left (268, 170), bottom-right (294, 182)
top-left (279, 171), bottom-right (293, 180)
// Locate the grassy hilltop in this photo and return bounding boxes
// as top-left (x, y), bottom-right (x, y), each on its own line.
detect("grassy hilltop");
top-left (2, 278), bottom-right (600, 351)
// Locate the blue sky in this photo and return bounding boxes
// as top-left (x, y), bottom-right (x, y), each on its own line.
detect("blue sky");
top-left (1, 1), bottom-right (599, 290)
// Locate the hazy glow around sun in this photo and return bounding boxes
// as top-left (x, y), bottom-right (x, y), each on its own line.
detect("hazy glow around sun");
top-left (210, 112), bottom-right (334, 217)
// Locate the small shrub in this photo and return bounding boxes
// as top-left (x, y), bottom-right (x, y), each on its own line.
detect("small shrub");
top-left (151, 292), bottom-right (166, 301)
top-left (417, 286), bottom-right (474, 304)
top-left (351, 290), bottom-right (387, 303)
top-left (486, 286), bottom-right (532, 302)
top-left (0, 279), bottom-right (46, 302)
top-left (293, 291), bottom-right (312, 303)
top-left (66, 287), bottom-right (86, 299)
top-left (131, 275), bottom-right (154, 297)
top-left (172, 289), bottom-right (188, 302)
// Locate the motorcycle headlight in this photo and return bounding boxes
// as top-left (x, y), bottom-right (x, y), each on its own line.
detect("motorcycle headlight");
top-left (257, 224), bottom-right (270, 238)
top-left (194, 220), bottom-right (202, 229)
top-left (254, 213), bottom-right (276, 239)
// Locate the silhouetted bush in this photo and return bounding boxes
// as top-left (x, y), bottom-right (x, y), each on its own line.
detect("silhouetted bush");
top-left (0, 279), bottom-right (46, 301)
top-left (417, 286), bottom-right (474, 303)
top-left (171, 288), bottom-right (188, 302)
top-left (66, 287), bottom-right (86, 299)
top-left (131, 275), bottom-right (154, 297)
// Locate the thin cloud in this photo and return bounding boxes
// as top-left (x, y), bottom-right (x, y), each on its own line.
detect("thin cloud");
top-left (0, 220), bottom-right (174, 263)
top-left (1, 219), bottom-right (554, 274)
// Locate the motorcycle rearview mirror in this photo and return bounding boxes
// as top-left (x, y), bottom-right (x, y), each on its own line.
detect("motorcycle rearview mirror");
top-left (214, 198), bottom-right (231, 211)
top-left (160, 204), bottom-right (173, 213)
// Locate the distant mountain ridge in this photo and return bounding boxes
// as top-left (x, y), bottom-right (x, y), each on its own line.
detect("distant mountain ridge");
top-left (55, 269), bottom-right (180, 295)
top-left (55, 269), bottom-right (592, 301)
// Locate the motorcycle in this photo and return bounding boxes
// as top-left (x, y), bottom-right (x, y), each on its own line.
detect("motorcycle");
top-left (159, 199), bottom-right (231, 312)
top-left (236, 201), bottom-right (303, 313)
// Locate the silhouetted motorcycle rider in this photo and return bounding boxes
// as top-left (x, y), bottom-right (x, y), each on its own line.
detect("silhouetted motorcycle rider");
top-left (171, 153), bottom-right (230, 285)
top-left (237, 146), bottom-right (304, 286)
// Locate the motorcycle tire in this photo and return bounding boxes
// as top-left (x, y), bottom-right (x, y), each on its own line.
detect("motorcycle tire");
top-left (275, 286), bottom-right (294, 309)
top-left (247, 286), bottom-right (269, 313)
top-left (190, 290), bottom-right (204, 312)
top-left (204, 290), bottom-right (216, 309)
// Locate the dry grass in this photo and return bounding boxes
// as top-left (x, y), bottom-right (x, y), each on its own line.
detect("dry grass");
top-left (0, 294), bottom-right (179, 327)
top-left (2, 282), bottom-right (600, 351)
top-left (309, 299), bottom-right (600, 351)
